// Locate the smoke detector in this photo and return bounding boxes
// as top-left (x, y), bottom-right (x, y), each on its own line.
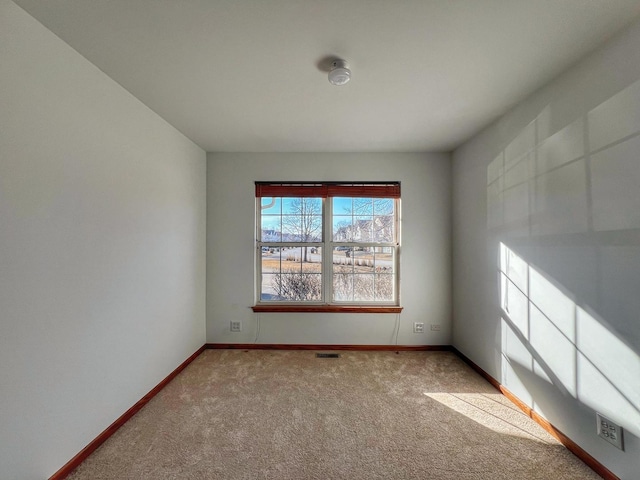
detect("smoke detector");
top-left (328, 59), bottom-right (351, 86)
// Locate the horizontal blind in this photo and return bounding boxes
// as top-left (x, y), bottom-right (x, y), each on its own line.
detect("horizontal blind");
top-left (256, 182), bottom-right (400, 198)
top-left (326, 184), bottom-right (400, 198)
top-left (255, 183), bottom-right (327, 197)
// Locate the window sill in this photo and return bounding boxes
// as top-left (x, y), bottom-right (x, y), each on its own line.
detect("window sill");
top-left (251, 305), bottom-right (403, 313)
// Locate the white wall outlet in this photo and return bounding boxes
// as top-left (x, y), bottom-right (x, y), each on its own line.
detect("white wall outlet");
top-left (413, 322), bottom-right (424, 333)
top-left (596, 413), bottom-right (624, 450)
top-left (430, 324), bottom-right (441, 331)
top-left (230, 321), bottom-right (242, 332)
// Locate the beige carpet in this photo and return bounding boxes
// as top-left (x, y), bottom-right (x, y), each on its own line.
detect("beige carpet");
top-left (66, 350), bottom-right (601, 479)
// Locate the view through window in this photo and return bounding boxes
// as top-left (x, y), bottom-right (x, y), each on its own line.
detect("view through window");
top-left (256, 183), bottom-right (400, 305)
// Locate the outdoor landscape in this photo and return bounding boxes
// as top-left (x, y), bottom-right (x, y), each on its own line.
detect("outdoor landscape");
top-left (259, 197), bottom-right (396, 302)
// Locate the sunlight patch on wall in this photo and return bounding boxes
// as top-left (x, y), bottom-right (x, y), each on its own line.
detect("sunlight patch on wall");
top-left (590, 134), bottom-right (640, 232)
top-left (536, 117), bottom-right (584, 174)
top-left (588, 79), bottom-right (640, 152)
top-left (487, 78), bottom-right (640, 440)
top-left (577, 307), bottom-right (640, 425)
top-left (487, 79), bottom-right (640, 237)
top-left (499, 243), bottom-right (640, 438)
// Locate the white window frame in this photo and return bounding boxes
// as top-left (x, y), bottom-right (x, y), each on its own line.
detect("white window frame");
top-left (255, 183), bottom-right (400, 307)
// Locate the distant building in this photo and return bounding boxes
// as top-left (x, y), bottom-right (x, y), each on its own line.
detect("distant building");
top-left (334, 217), bottom-right (393, 243)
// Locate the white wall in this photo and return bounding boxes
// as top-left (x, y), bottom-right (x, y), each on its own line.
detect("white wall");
top-left (452, 17), bottom-right (640, 480)
top-left (207, 153), bottom-right (451, 345)
top-left (0, 2), bottom-right (207, 478)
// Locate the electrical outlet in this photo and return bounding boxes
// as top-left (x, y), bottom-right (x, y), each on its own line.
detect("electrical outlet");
top-left (230, 321), bottom-right (242, 332)
top-left (430, 324), bottom-right (441, 331)
top-left (413, 322), bottom-right (424, 333)
top-left (597, 413), bottom-right (624, 450)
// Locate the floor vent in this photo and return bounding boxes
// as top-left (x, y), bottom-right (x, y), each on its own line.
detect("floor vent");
top-left (316, 353), bottom-right (340, 358)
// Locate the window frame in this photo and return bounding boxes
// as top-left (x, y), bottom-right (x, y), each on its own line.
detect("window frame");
top-left (254, 182), bottom-right (402, 312)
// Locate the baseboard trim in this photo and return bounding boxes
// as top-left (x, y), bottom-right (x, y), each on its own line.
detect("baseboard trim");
top-left (48, 345), bottom-right (206, 480)
top-left (451, 347), bottom-right (619, 480)
top-left (205, 343), bottom-right (453, 351)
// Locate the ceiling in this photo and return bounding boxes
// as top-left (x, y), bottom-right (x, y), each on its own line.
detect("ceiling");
top-left (14, 0), bottom-right (640, 153)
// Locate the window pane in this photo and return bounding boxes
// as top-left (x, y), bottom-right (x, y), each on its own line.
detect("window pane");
top-left (333, 197), bottom-right (353, 215)
top-left (280, 197), bottom-right (322, 242)
top-left (261, 249), bottom-right (280, 274)
top-left (352, 198), bottom-right (374, 215)
top-left (375, 274), bottom-right (394, 301)
top-left (331, 246), bottom-right (396, 302)
top-left (260, 197), bottom-right (282, 241)
top-left (373, 198), bottom-right (394, 215)
top-left (282, 247), bottom-right (303, 271)
top-left (333, 269), bottom-right (353, 301)
top-left (354, 216), bottom-right (373, 242)
top-left (261, 273), bottom-right (279, 301)
top-left (261, 216), bottom-right (282, 241)
top-left (261, 197), bottom-right (322, 243)
top-left (333, 216), bottom-right (353, 241)
top-left (261, 246), bottom-right (323, 302)
top-left (261, 197), bottom-right (281, 214)
top-left (276, 272), bottom-right (322, 301)
top-left (304, 246), bottom-right (322, 272)
top-left (282, 197), bottom-right (321, 214)
top-left (332, 246), bottom-right (354, 265)
top-left (353, 275), bottom-right (375, 302)
top-left (373, 246), bottom-right (394, 273)
top-left (332, 197), bottom-right (395, 243)
top-left (374, 216), bottom-right (394, 242)
top-left (282, 215), bottom-right (302, 240)
top-left (281, 197), bottom-right (298, 214)
top-left (333, 217), bottom-right (375, 243)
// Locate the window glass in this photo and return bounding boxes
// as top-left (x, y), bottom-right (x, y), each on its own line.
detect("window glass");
top-left (257, 185), bottom-right (399, 305)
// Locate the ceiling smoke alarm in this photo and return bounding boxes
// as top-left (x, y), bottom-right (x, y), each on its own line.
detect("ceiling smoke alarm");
top-left (328, 59), bottom-right (351, 86)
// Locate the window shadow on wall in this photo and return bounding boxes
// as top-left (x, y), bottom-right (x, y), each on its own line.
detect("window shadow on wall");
top-left (486, 79), bottom-right (640, 440)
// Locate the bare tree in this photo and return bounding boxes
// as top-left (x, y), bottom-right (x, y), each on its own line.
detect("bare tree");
top-left (281, 198), bottom-right (322, 262)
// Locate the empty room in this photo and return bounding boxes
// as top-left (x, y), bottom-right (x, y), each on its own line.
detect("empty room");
top-left (1, 1), bottom-right (639, 479)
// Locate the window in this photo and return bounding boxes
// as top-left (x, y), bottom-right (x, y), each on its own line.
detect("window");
top-left (254, 182), bottom-right (400, 311)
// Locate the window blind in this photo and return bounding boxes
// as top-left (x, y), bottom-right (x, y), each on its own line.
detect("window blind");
top-left (255, 182), bottom-right (400, 198)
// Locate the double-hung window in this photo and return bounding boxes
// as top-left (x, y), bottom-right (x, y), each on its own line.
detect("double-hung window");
top-left (255, 182), bottom-right (400, 310)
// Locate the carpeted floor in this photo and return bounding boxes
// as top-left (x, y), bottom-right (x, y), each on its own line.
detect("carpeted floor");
top-left (66, 350), bottom-right (602, 479)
